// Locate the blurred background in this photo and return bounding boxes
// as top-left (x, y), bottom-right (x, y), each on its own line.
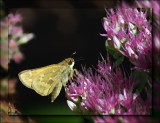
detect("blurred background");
top-left (7, 0), bottom-right (116, 118)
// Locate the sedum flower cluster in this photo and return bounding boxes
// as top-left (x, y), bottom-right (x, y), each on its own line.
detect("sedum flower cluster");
top-left (0, 13), bottom-right (34, 70)
top-left (101, 8), bottom-right (152, 71)
top-left (66, 58), bottom-right (151, 115)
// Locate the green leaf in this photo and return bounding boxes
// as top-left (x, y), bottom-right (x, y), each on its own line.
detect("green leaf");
top-left (120, 105), bottom-right (127, 112)
top-left (105, 40), bottom-right (114, 50)
top-left (105, 40), bottom-right (124, 66)
top-left (108, 49), bottom-right (116, 57)
top-left (105, 40), bottom-right (123, 60)
top-left (114, 56), bottom-right (124, 66)
top-left (147, 8), bottom-right (152, 21)
top-left (105, 40), bottom-right (109, 48)
top-left (112, 50), bottom-right (122, 59)
top-left (133, 70), bottom-right (148, 94)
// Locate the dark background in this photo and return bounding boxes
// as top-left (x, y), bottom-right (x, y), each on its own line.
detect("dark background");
top-left (8, 0), bottom-right (117, 115)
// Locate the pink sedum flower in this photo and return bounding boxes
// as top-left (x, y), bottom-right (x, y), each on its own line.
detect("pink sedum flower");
top-left (0, 13), bottom-right (34, 70)
top-left (66, 58), bottom-right (151, 115)
top-left (136, 1), bottom-right (160, 16)
top-left (12, 52), bottom-right (24, 63)
top-left (101, 8), bottom-right (152, 71)
top-left (67, 100), bottom-right (77, 112)
top-left (120, 0), bottom-right (160, 56)
top-left (119, 0), bottom-right (159, 118)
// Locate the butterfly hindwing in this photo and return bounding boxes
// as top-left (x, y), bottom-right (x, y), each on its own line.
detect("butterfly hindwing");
top-left (51, 82), bottom-right (63, 102)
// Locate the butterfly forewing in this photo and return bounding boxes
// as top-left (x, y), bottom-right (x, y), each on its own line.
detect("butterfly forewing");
top-left (31, 65), bottom-right (63, 96)
top-left (18, 65), bottom-right (55, 88)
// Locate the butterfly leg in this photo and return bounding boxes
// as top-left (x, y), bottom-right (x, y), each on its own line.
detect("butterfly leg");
top-left (74, 69), bottom-right (78, 76)
top-left (70, 69), bottom-right (78, 80)
top-left (70, 70), bottom-right (74, 80)
top-left (74, 69), bottom-right (79, 79)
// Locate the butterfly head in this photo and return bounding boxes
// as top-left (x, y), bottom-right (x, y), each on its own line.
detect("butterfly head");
top-left (65, 58), bottom-right (74, 68)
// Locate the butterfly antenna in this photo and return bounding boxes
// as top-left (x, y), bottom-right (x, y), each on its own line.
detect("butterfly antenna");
top-left (70, 51), bottom-right (76, 57)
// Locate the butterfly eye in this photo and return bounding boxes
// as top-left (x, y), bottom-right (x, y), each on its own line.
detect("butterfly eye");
top-left (68, 60), bottom-right (72, 65)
